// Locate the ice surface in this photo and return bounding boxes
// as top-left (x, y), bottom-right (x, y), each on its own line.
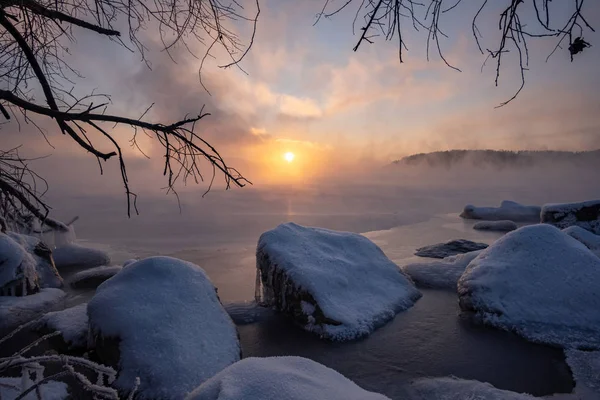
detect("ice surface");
top-left (563, 226), bottom-right (600, 257)
top-left (565, 349), bottom-right (600, 396)
top-left (411, 377), bottom-right (536, 399)
top-left (473, 220), bottom-right (518, 232)
top-left (68, 266), bottom-right (122, 288)
top-left (8, 232), bottom-right (63, 289)
top-left (542, 200), bottom-right (600, 234)
top-left (458, 224), bottom-right (600, 349)
top-left (256, 222), bottom-right (421, 341)
top-left (0, 288), bottom-right (66, 330)
top-left (401, 250), bottom-right (483, 289)
top-left (37, 303), bottom-right (88, 349)
top-left (414, 239), bottom-right (488, 258)
top-left (87, 256), bottom-right (240, 399)
top-left (460, 200), bottom-right (541, 222)
top-left (185, 356), bottom-right (391, 400)
top-left (52, 243), bottom-right (110, 270)
top-left (0, 377), bottom-right (68, 400)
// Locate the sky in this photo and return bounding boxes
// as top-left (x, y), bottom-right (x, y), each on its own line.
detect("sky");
top-left (3, 0), bottom-right (600, 198)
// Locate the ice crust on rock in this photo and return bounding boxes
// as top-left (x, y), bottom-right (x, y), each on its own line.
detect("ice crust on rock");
top-left (458, 224), bottom-right (600, 349)
top-left (256, 222), bottom-right (421, 341)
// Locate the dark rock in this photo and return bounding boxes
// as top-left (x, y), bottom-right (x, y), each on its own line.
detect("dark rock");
top-left (415, 239), bottom-right (488, 259)
top-left (542, 200), bottom-right (600, 234)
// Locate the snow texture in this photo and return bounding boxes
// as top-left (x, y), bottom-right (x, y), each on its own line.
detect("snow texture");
top-left (88, 256), bottom-right (240, 400)
top-left (414, 239), bottom-right (488, 259)
top-left (410, 377), bottom-right (536, 400)
top-left (37, 303), bottom-right (88, 349)
top-left (460, 200), bottom-right (541, 222)
top-left (401, 250), bottom-right (483, 289)
top-left (8, 232), bottom-right (63, 289)
top-left (256, 222), bottom-right (421, 341)
top-left (565, 349), bottom-right (600, 396)
top-left (0, 288), bottom-right (66, 330)
top-left (185, 356), bottom-right (391, 400)
top-left (473, 220), bottom-right (518, 232)
top-left (0, 377), bottom-right (68, 400)
top-left (122, 259), bottom-right (138, 268)
top-left (563, 226), bottom-right (600, 257)
top-left (52, 243), bottom-right (110, 270)
top-left (69, 265), bottom-right (122, 289)
top-left (542, 200), bottom-right (600, 234)
top-left (0, 233), bottom-right (38, 295)
top-left (458, 224), bottom-right (600, 349)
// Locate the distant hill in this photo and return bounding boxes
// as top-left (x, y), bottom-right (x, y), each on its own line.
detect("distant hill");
top-left (392, 150), bottom-right (600, 169)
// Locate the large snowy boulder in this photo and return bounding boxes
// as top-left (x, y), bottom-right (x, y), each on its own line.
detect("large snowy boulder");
top-left (69, 266), bottom-right (122, 289)
top-left (52, 243), bottom-right (110, 270)
top-left (401, 250), bottom-right (483, 289)
top-left (0, 288), bottom-right (66, 330)
top-left (414, 239), bottom-right (488, 259)
top-left (256, 223), bottom-right (421, 341)
top-left (458, 224), bottom-right (600, 349)
top-left (8, 232), bottom-right (63, 289)
top-left (88, 256), bottom-right (240, 400)
top-left (460, 200), bottom-right (541, 222)
top-left (0, 233), bottom-right (40, 296)
top-left (563, 226), bottom-right (600, 257)
top-left (542, 200), bottom-right (600, 234)
top-left (185, 357), bottom-right (391, 400)
top-left (411, 377), bottom-right (535, 400)
top-left (473, 220), bottom-right (518, 232)
top-left (36, 303), bottom-right (89, 352)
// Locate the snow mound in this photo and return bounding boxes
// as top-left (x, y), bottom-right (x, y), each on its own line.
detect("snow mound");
top-left (185, 356), bottom-right (391, 400)
top-left (565, 349), bottom-right (600, 396)
top-left (401, 250), bottom-right (483, 289)
top-left (460, 200), bottom-right (541, 222)
top-left (473, 220), bottom-right (518, 232)
top-left (256, 223), bottom-right (421, 341)
top-left (542, 200), bottom-right (600, 234)
top-left (122, 259), bottom-right (138, 268)
top-left (69, 266), bottom-right (122, 289)
top-left (37, 303), bottom-right (88, 349)
top-left (0, 288), bottom-right (66, 331)
top-left (0, 377), bottom-right (68, 400)
top-left (458, 224), bottom-right (600, 349)
top-left (8, 233), bottom-right (63, 289)
top-left (414, 239), bottom-right (488, 259)
top-left (411, 377), bottom-right (535, 400)
top-left (0, 233), bottom-right (39, 296)
top-left (52, 243), bottom-right (110, 270)
top-left (88, 256), bottom-right (240, 400)
top-left (563, 226), bottom-right (600, 257)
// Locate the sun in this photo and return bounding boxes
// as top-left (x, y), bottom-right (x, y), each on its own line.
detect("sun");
top-left (284, 152), bottom-right (295, 163)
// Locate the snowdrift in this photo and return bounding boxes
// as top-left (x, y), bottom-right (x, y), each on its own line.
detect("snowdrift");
top-left (52, 243), bottom-right (110, 270)
top-left (256, 223), bottom-right (421, 341)
top-left (185, 357), bottom-right (391, 400)
top-left (69, 266), bottom-right (122, 289)
top-left (36, 303), bottom-right (88, 350)
top-left (88, 256), bottom-right (240, 399)
top-left (458, 224), bottom-right (600, 349)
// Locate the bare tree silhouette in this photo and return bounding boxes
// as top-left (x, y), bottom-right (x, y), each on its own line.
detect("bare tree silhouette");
top-left (0, 0), bottom-right (258, 226)
top-left (316, 0), bottom-right (595, 107)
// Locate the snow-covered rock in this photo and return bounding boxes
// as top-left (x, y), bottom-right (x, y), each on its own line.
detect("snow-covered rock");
top-left (0, 288), bottom-right (66, 330)
top-left (565, 349), bottom-right (600, 396)
top-left (69, 266), bottom-right (122, 289)
top-left (563, 226), bottom-right (600, 257)
top-left (122, 259), bottom-right (138, 268)
top-left (414, 239), bottom-right (488, 259)
top-left (8, 232), bottom-right (63, 289)
top-left (410, 377), bottom-right (535, 400)
top-left (460, 200), bottom-right (541, 222)
top-left (52, 243), bottom-right (110, 270)
top-left (88, 256), bottom-right (240, 400)
top-left (0, 233), bottom-right (39, 296)
top-left (473, 220), bottom-right (518, 232)
top-left (185, 357), bottom-right (391, 400)
top-left (542, 200), bottom-right (600, 234)
top-left (458, 224), bottom-right (600, 349)
top-left (0, 377), bottom-right (68, 400)
top-left (401, 250), bottom-right (483, 289)
top-left (36, 303), bottom-right (88, 351)
top-left (256, 223), bottom-right (421, 341)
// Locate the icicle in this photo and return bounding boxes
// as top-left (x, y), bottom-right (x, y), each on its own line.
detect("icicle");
top-left (254, 266), bottom-right (262, 303)
top-left (97, 371), bottom-right (104, 385)
top-left (10, 284), bottom-right (15, 297)
top-left (22, 278), bottom-right (27, 296)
